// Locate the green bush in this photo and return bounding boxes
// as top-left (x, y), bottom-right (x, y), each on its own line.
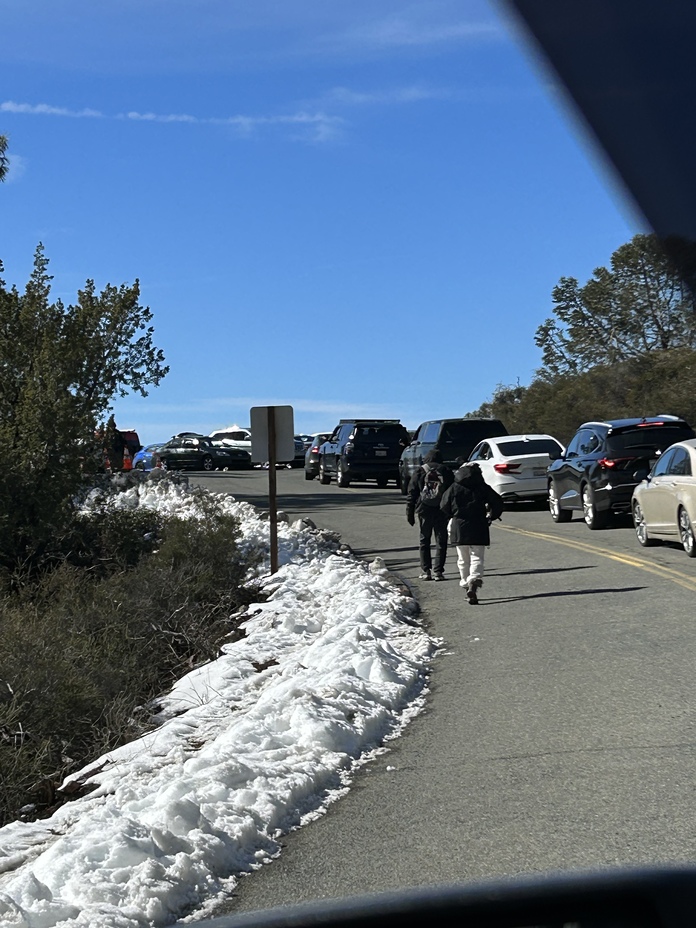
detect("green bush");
top-left (0, 487), bottom-right (263, 826)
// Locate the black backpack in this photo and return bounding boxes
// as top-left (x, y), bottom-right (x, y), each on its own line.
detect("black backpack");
top-left (419, 465), bottom-right (445, 507)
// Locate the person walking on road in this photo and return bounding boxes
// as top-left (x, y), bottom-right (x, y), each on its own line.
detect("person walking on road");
top-left (440, 461), bottom-right (504, 604)
top-left (406, 450), bottom-right (453, 581)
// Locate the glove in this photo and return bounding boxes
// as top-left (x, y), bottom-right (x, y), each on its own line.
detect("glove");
top-left (407, 514), bottom-right (415, 526)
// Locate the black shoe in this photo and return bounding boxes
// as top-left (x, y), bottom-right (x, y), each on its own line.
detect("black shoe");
top-left (466, 580), bottom-right (479, 604)
top-left (433, 571), bottom-right (445, 581)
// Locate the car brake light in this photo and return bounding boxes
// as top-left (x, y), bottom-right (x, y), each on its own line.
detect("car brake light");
top-left (494, 462), bottom-right (521, 473)
top-left (311, 444), bottom-right (320, 453)
top-left (638, 421), bottom-right (663, 426)
top-left (598, 457), bottom-right (617, 469)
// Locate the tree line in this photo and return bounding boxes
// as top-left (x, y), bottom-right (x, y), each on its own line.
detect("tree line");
top-left (469, 233), bottom-right (696, 444)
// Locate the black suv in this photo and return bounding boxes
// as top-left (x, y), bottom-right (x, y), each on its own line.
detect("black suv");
top-left (319, 419), bottom-right (410, 488)
top-left (547, 415), bottom-right (696, 529)
top-left (398, 417), bottom-right (508, 493)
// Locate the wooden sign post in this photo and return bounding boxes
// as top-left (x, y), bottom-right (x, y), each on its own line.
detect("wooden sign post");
top-left (250, 405), bottom-right (295, 574)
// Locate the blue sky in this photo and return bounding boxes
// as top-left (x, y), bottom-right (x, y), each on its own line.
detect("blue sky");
top-left (0, 0), bottom-right (644, 443)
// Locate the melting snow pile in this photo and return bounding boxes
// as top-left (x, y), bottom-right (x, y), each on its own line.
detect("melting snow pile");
top-left (0, 476), bottom-right (436, 928)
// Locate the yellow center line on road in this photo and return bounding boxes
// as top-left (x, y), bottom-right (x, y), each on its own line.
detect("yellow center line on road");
top-left (495, 524), bottom-right (696, 592)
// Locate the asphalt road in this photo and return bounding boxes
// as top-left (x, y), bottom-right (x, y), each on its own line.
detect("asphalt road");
top-left (188, 467), bottom-right (696, 915)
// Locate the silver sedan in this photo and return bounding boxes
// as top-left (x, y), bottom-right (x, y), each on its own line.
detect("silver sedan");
top-left (631, 438), bottom-right (696, 557)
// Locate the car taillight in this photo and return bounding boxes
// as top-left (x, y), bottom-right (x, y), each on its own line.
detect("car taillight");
top-left (494, 462), bottom-right (521, 473)
top-left (598, 457), bottom-right (617, 469)
top-left (344, 442), bottom-right (355, 453)
top-left (311, 444), bottom-right (320, 453)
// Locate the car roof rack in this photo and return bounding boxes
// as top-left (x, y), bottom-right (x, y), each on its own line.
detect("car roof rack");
top-left (338, 418), bottom-right (401, 424)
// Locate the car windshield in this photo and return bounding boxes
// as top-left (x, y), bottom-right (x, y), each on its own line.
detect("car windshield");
top-left (608, 426), bottom-right (694, 453)
top-left (353, 424), bottom-right (407, 442)
top-left (7, 2), bottom-right (696, 926)
top-left (496, 438), bottom-right (561, 456)
top-left (441, 422), bottom-right (504, 442)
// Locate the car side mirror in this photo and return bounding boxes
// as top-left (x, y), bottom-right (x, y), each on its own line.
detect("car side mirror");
top-left (548, 448), bottom-right (563, 461)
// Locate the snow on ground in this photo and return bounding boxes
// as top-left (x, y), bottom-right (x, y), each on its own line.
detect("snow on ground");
top-left (0, 476), bottom-right (437, 928)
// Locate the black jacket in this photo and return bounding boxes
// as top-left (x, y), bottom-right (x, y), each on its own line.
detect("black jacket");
top-left (440, 465), bottom-right (504, 545)
top-left (406, 463), bottom-right (453, 522)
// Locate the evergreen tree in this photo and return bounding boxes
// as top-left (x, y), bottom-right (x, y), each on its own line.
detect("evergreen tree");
top-left (0, 135), bottom-right (8, 182)
top-left (0, 245), bottom-right (168, 579)
top-left (535, 233), bottom-right (696, 379)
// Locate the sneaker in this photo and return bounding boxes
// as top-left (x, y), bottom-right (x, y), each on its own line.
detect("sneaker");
top-left (433, 571), bottom-right (445, 581)
top-left (459, 579), bottom-right (468, 588)
top-left (466, 580), bottom-right (480, 605)
top-left (418, 570), bottom-right (432, 581)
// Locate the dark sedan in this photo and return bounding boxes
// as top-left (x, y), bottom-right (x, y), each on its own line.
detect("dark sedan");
top-left (156, 436), bottom-right (249, 471)
top-left (304, 433), bottom-right (331, 480)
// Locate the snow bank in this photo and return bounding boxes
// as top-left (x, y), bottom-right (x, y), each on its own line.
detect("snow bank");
top-left (0, 477), bottom-right (436, 928)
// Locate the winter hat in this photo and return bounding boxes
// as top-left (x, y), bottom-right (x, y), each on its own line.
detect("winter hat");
top-left (424, 450), bottom-right (442, 464)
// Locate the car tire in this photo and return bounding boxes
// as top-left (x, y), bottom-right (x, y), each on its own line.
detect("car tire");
top-left (304, 469), bottom-right (314, 481)
top-left (134, 462), bottom-right (144, 471)
top-left (632, 500), bottom-right (657, 547)
top-left (678, 507), bottom-right (696, 557)
top-left (376, 476), bottom-right (388, 488)
top-left (582, 484), bottom-right (608, 530)
top-left (319, 460), bottom-right (331, 485)
top-left (548, 481), bottom-right (572, 523)
top-left (337, 459), bottom-right (350, 488)
top-left (400, 472), bottom-right (409, 495)
top-left (201, 455), bottom-right (214, 471)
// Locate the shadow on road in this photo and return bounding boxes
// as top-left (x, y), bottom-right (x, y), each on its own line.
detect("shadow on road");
top-left (489, 565), bottom-right (597, 577)
top-left (484, 585), bottom-right (646, 604)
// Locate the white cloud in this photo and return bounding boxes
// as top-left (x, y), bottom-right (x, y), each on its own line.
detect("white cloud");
top-left (344, 17), bottom-right (499, 50)
top-left (0, 100), bottom-right (103, 118)
top-left (1, 100), bottom-right (343, 144)
top-left (320, 84), bottom-right (453, 107)
top-left (4, 151), bottom-right (27, 183)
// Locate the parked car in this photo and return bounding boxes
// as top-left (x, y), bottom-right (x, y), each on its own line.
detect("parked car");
top-left (132, 443), bottom-right (164, 472)
top-left (156, 435), bottom-right (248, 471)
top-left (208, 425), bottom-right (252, 468)
top-left (631, 438), bottom-right (696, 557)
top-left (304, 433), bottom-right (332, 480)
top-left (291, 437), bottom-right (306, 468)
top-left (399, 417), bottom-right (508, 494)
top-left (319, 419), bottom-right (410, 488)
top-left (467, 434), bottom-right (565, 503)
top-left (547, 415), bottom-right (696, 529)
top-left (118, 429), bottom-right (142, 458)
top-left (209, 426), bottom-right (252, 451)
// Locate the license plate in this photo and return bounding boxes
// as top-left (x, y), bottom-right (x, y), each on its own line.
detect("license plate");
top-left (375, 449), bottom-right (387, 456)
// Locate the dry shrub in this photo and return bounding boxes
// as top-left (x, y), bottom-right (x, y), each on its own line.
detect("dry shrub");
top-left (0, 488), bottom-right (263, 825)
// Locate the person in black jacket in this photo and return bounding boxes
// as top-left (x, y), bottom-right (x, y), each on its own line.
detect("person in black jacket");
top-left (440, 461), bottom-right (504, 604)
top-left (406, 450), bottom-right (454, 581)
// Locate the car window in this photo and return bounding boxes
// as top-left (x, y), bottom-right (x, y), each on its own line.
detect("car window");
top-left (566, 429), bottom-right (590, 457)
top-left (651, 448), bottom-right (676, 477)
top-left (496, 438), bottom-right (562, 456)
top-left (421, 422), bottom-right (440, 443)
top-left (352, 424), bottom-right (406, 442)
top-left (579, 431), bottom-right (601, 454)
top-left (608, 426), bottom-right (695, 453)
top-left (669, 447), bottom-right (692, 476)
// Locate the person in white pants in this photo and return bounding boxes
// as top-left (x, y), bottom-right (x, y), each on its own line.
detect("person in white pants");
top-left (440, 462), bottom-right (504, 604)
